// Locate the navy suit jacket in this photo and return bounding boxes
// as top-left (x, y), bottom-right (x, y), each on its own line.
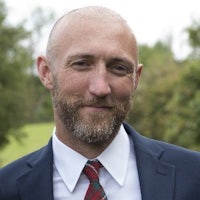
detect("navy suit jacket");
top-left (1, 123), bottom-right (200, 200)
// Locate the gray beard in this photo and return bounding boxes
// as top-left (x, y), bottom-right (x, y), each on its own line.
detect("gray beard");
top-left (53, 98), bottom-right (127, 144)
top-left (68, 113), bottom-right (118, 144)
top-left (52, 76), bottom-right (131, 144)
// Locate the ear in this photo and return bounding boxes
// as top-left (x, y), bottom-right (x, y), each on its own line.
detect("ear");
top-left (134, 64), bottom-right (143, 90)
top-left (37, 56), bottom-right (53, 90)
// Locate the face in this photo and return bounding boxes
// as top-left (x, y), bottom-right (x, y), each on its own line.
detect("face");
top-left (45, 17), bottom-right (142, 144)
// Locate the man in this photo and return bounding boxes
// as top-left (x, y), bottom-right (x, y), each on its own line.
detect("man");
top-left (0, 6), bottom-right (200, 200)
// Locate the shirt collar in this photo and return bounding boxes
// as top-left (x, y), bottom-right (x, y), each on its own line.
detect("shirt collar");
top-left (97, 125), bottom-right (130, 186)
top-left (52, 124), bottom-right (130, 191)
top-left (52, 131), bottom-right (88, 192)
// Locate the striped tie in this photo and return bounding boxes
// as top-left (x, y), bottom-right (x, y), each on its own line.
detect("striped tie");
top-left (83, 160), bottom-right (108, 200)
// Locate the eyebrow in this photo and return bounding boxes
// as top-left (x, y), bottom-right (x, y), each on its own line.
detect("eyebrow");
top-left (65, 53), bottom-right (93, 61)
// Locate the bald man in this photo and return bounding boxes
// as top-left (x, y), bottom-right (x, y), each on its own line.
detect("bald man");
top-left (1, 6), bottom-right (200, 200)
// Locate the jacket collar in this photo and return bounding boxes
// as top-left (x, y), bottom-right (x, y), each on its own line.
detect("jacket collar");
top-left (17, 140), bottom-right (54, 200)
top-left (124, 123), bottom-right (176, 200)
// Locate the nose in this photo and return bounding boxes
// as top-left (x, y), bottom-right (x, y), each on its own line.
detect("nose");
top-left (88, 66), bottom-right (111, 97)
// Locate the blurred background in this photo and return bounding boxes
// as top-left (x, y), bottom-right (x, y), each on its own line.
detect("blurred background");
top-left (0, 0), bottom-right (200, 167)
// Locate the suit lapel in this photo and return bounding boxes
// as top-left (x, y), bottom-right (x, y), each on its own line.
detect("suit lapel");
top-left (124, 123), bottom-right (176, 200)
top-left (135, 146), bottom-right (176, 200)
top-left (17, 140), bottom-right (54, 200)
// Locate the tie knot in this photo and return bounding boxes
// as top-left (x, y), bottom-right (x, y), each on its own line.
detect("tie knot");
top-left (83, 160), bottom-right (102, 182)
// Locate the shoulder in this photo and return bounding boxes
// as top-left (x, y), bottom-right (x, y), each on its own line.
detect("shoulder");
top-left (124, 122), bottom-right (200, 165)
top-left (0, 139), bottom-right (52, 180)
top-left (0, 148), bottom-right (43, 199)
top-left (0, 146), bottom-right (45, 179)
top-left (0, 141), bottom-right (52, 199)
top-left (124, 122), bottom-right (200, 196)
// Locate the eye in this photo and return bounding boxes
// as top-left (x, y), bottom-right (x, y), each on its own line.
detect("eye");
top-left (71, 60), bottom-right (91, 71)
top-left (109, 64), bottom-right (133, 76)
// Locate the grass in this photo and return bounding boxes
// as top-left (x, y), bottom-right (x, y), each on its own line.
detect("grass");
top-left (0, 122), bottom-right (54, 167)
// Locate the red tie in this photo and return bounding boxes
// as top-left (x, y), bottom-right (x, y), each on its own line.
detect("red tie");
top-left (83, 160), bottom-right (108, 200)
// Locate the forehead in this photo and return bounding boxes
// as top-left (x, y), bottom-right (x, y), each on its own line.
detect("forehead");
top-left (48, 8), bottom-right (138, 63)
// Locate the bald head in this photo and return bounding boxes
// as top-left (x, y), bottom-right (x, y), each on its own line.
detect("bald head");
top-left (46, 6), bottom-right (138, 64)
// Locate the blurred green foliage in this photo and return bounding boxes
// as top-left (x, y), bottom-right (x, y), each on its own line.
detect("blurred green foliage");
top-left (128, 20), bottom-right (200, 150)
top-left (0, 0), bottom-right (53, 149)
top-left (0, 1), bottom-right (33, 148)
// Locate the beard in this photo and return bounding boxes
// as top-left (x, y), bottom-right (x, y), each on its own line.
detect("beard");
top-left (52, 77), bottom-right (132, 144)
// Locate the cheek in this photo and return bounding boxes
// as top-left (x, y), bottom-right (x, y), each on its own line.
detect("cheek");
top-left (112, 78), bottom-right (134, 100)
top-left (58, 72), bottom-right (89, 96)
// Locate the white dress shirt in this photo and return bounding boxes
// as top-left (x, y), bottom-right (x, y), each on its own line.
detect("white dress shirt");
top-left (52, 125), bottom-right (142, 199)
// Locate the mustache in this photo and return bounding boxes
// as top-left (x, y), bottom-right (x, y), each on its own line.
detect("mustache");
top-left (71, 96), bottom-right (131, 113)
top-left (74, 97), bottom-right (115, 108)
